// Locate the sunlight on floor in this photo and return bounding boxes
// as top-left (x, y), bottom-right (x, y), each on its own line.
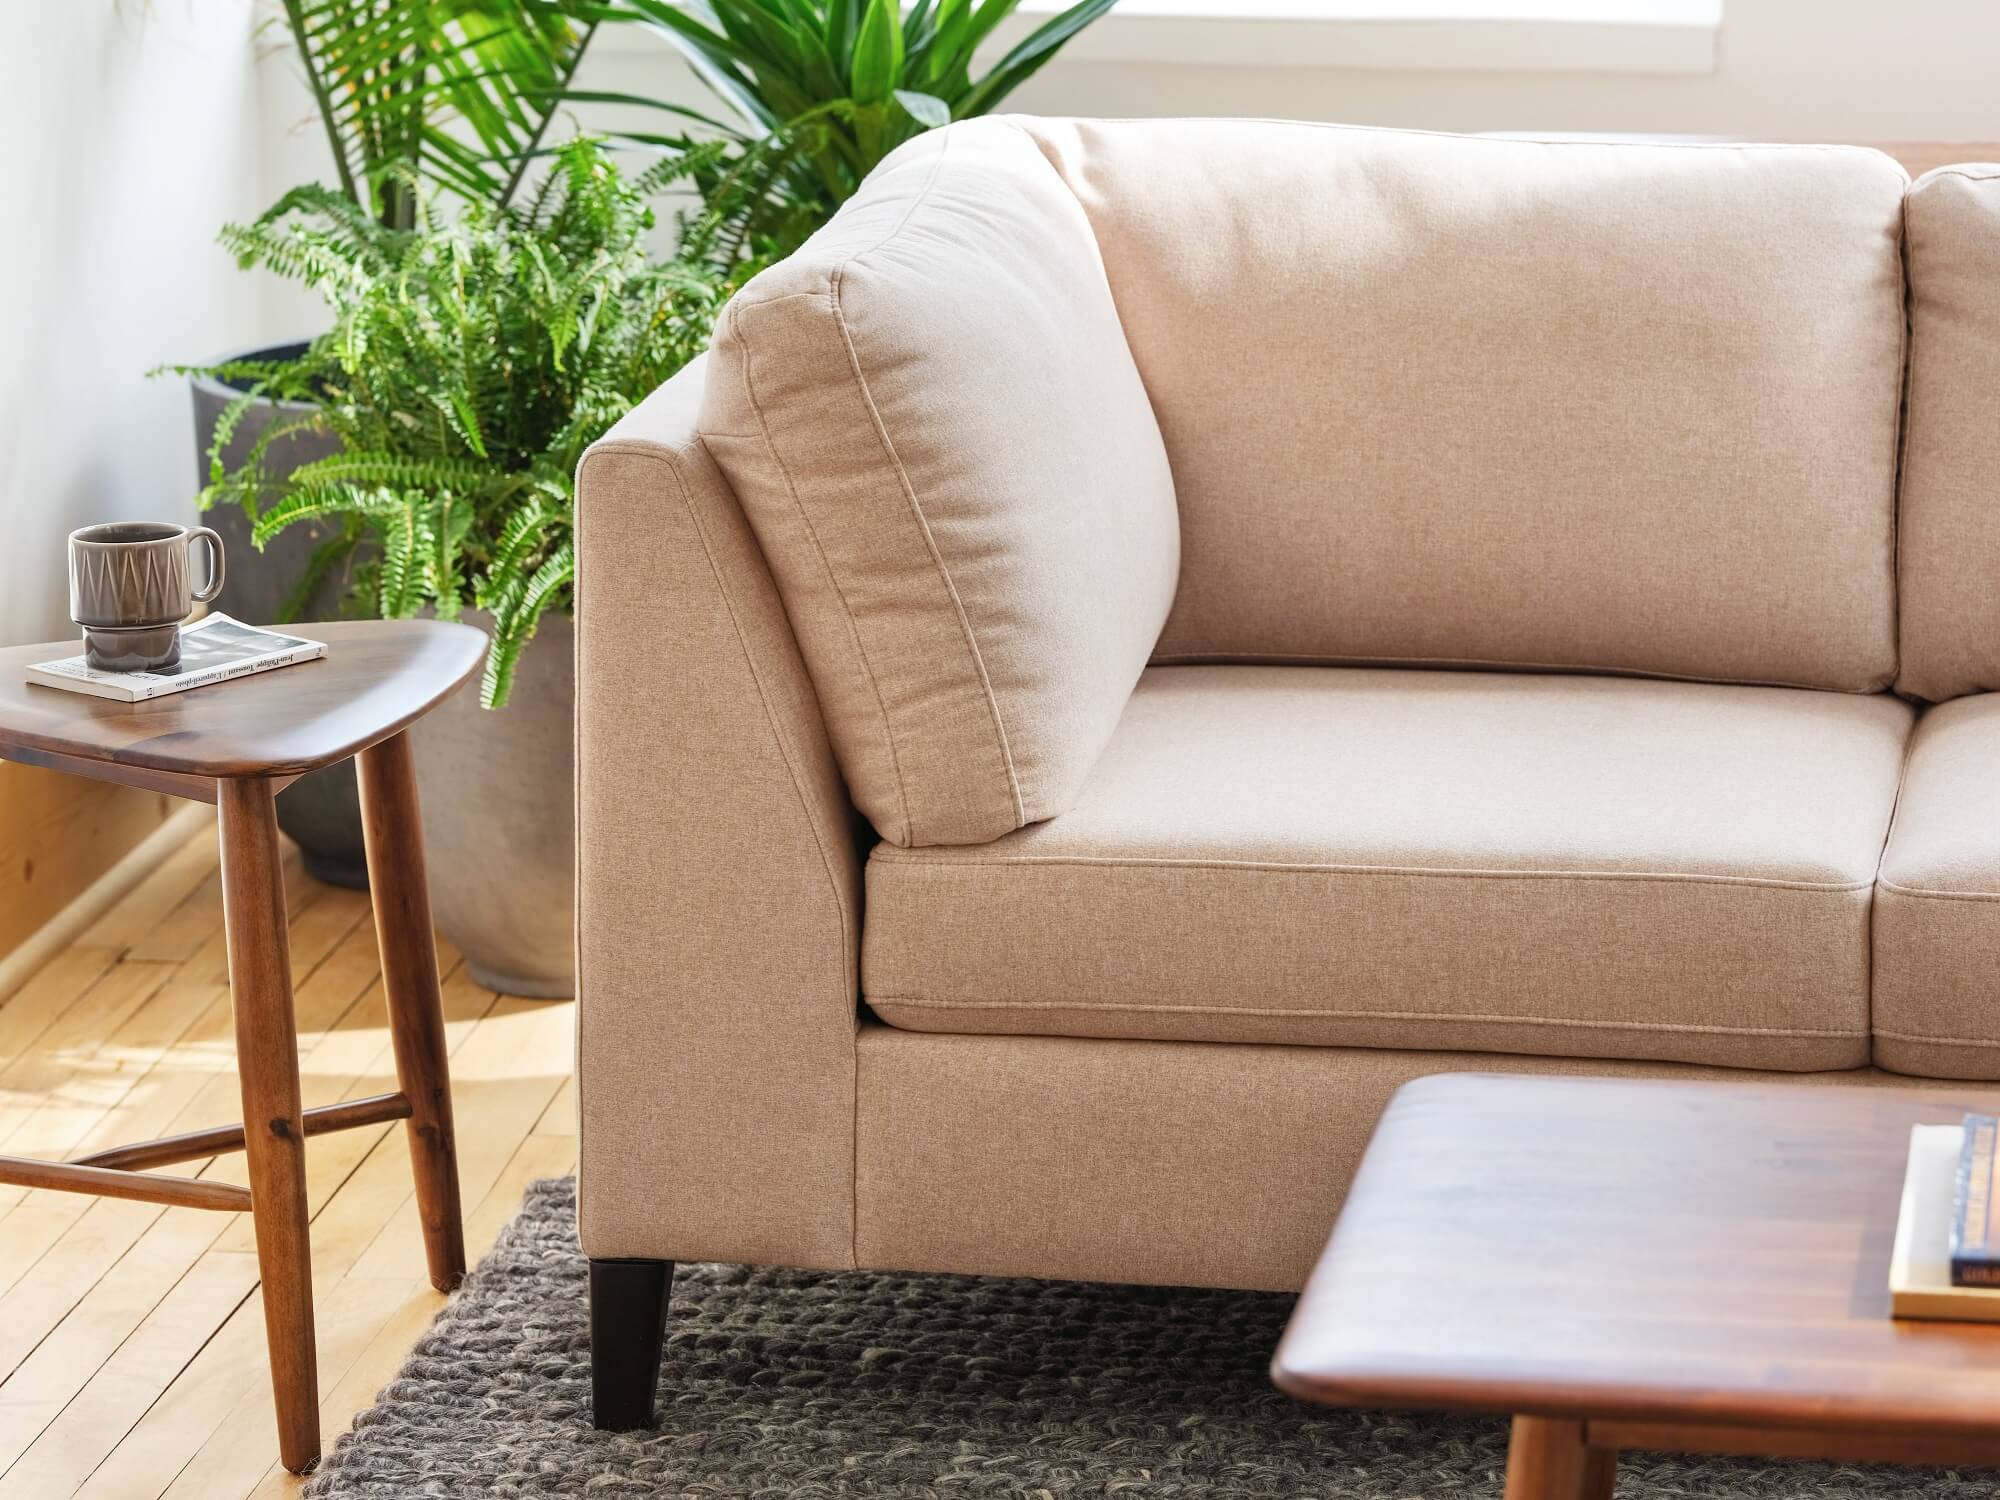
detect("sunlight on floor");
top-left (0, 824), bottom-right (576, 1499)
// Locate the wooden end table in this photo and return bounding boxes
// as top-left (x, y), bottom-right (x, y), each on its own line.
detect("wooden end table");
top-left (0, 619), bottom-right (486, 1474)
top-left (1273, 1073), bottom-right (2000, 1496)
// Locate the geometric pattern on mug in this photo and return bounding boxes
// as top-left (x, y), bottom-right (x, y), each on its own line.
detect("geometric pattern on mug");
top-left (71, 540), bottom-right (189, 626)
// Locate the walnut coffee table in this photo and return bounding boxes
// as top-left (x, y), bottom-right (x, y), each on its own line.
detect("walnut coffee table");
top-left (1273, 1074), bottom-right (2000, 1497)
top-left (0, 619), bottom-right (486, 1473)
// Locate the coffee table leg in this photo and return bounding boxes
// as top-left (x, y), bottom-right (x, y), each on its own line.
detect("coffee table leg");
top-left (1504, 1416), bottom-right (1616, 1500)
top-left (218, 777), bottom-right (319, 1474)
top-left (356, 729), bottom-right (467, 1292)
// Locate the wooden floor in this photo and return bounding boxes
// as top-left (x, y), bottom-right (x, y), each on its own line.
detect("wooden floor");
top-left (0, 822), bottom-right (577, 1498)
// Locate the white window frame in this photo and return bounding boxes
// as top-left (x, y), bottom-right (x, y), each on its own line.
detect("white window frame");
top-left (1005, 0), bottom-right (1722, 76)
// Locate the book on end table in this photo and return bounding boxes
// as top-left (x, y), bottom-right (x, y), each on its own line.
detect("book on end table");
top-left (25, 614), bottom-right (324, 702)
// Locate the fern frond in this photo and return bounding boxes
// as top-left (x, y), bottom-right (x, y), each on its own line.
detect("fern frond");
top-left (375, 493), bottom-right (431, 620)
top-left (252, 484), bottom-right (402, 547)
top-left (481, 538), bottom-right (574, 709)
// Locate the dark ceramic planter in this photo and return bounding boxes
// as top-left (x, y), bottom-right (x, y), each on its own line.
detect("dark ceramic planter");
top-left (409, 610), bottom-right (574, 999)
top-left (189, 343), bottom-right (370, 888)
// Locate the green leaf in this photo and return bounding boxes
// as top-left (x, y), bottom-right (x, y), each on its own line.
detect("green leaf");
top-left (481, 538), bottom-right (574, 708)
top-left (849, 0), bottom-right (903, 106)
top-left (893, 88), bottom-right (950, 128)
top-left (278, 0), bottom-right (595, 222)
top-left (956, 0), bottom-right (1116, 118)
top-left (824, 0), bottom-right (860, 68)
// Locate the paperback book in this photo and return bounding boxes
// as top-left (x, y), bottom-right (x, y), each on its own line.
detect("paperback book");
top-left (1889, 1123), bottom-right (2000, 1323)
top-left (1952, 1112), bottom-right (2000, 1285)
top-left (26, 614), bottom-right (325, 702)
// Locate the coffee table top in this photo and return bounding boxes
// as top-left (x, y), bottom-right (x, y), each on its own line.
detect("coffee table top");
top-left (0, 620), bottom-right (486, 779)
top-left (1273, 1073), bottom-right (2000, 1441)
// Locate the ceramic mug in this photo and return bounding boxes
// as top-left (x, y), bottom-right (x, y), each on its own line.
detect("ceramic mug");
top-left (68, 521), bottom-right (225, 672)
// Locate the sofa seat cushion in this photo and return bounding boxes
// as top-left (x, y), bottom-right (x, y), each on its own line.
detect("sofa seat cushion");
top-left (1875, 695), bottom-right (2000, 1078)
top-left (864, 666), bottom-right (1913, 1070)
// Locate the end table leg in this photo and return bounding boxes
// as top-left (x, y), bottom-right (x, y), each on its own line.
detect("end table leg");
top-left (1504, 1416), bottom-right (1616, 1500)
top-left (356, 729), bottom-right (466, 1292)
top-left (218, 777), bottom-right (319, 1474)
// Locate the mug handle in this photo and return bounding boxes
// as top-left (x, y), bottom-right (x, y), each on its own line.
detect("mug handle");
top-left (188, 526), bottom-right (226, 604)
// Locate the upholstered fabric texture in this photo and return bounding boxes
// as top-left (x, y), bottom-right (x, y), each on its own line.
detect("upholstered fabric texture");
top-left (853, 1028), bottom-right (1769, 1292)
top-left (1021, 118), bottom-right (1907, 692)
top-left (702, 119), bottom-right (1180, 848)
top-left (1898, 166), bottom-right (2000, 702)
top-left (575, 360), bottom-right (863, 1268)
top-left (1875, 693), bottom-right (2000, 1079)
top-left (867, 666), bottom-right (1913, 1070)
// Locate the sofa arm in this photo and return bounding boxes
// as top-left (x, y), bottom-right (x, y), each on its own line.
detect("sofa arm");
top-left (574, 355), bottom-right (862, 1268)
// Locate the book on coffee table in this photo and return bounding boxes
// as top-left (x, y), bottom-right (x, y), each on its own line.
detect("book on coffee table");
top-left (24, 614), bottom-right (325, 702)
top-left (1951, 1113), bottom-right (2000, 1284)
top-left (1891, 1122), bottom-right (2000, 1322)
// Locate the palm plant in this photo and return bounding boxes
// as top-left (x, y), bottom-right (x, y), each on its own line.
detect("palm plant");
top-left (276, 0), bottom-right (597, 226)
top-left (575, 0), bottom-right (1118, 265)
top-left (174, 139), bottom-right (725, 707)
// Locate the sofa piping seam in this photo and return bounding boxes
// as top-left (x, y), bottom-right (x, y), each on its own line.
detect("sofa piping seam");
top-left (730, 296), bottom-right (917, 846)
top-left (1877, 877), bottom-right (2000, 904)
top-left (828, 257), bottom-right (1027, 829)
top-left (1145, 651), bottom-right (1887, 695)
top-left (865, 994), bottom-right (1864, 1039)
top-left (868, 853), bottom-right (1871, 893)
top-left (1917, 167), bottom-right (2000, 185)
top-left (1875, 1027), bottom-right (2000, 1049)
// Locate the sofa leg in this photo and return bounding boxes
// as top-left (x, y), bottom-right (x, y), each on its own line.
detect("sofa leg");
top-left (590, 1257), bottom-right (674, 1430)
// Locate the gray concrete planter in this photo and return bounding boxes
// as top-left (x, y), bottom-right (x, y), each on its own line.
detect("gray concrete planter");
top-left (189, 344), bottom-right (370, 888)
top-left (410, 610), bottom-right (574, 999)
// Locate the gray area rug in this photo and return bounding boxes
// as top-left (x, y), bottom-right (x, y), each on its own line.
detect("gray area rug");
top-left (307, 1178), bottom-right (1997, 1497)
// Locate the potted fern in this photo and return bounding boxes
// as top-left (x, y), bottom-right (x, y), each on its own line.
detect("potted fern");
top-left (189, 0), bottom-right (595, 886)
top-left (188, 139), bottom-right (723, 995)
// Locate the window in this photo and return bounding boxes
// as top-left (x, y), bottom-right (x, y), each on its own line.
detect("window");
top-left (1008, 0), bottom-right (1722, 74)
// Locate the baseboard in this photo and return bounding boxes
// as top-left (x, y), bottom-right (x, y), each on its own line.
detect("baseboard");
top-left (0, 802), bottom-right (211, 1003)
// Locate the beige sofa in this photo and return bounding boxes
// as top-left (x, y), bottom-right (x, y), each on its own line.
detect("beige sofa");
top-left (573, 118), bottom-right (2000, 1425)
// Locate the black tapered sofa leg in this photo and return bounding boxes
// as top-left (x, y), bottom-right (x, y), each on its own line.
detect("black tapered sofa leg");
top-left (590, 1257), bottom-right (674, 1430)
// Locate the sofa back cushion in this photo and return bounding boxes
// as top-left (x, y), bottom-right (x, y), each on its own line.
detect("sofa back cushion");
top-left (701, 120), bottom-right (1179, 848)
top-left (1897, 166), bottom-right (2000, 702)
top-left (1019, 119), bottom-right (1907, 692)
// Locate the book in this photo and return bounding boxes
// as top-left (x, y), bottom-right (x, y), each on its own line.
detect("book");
top-left (1890, 1123), bottom-right (2000, 1323)
top-left (1952, 1112), bottom-right (2000, 1285)
top-left (26, 614), bottom-right (325, 702)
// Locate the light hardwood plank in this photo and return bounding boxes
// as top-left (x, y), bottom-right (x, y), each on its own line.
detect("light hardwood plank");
top-left (94, 980), bottom-right (510, 1498)
top-left (71, 827), bottom-right (219, 957)
top-left (0, 949), bottom-right (123, 1070)
top-left (534, 1074), bottom-right (576, 1139)
top-left (0, 944), bottom-right (410, 1488)
top-left (0, 1252), bottom-right (258, 1500)
top-left (0, 814), bottom-right (577, 1500)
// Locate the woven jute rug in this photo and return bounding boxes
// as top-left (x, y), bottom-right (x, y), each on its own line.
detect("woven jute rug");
top-left (306, 1179), bottom-right (1996, 1497)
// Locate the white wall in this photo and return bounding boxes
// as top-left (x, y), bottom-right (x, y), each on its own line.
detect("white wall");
top-left (0, 1), bottom-right (265, 646)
